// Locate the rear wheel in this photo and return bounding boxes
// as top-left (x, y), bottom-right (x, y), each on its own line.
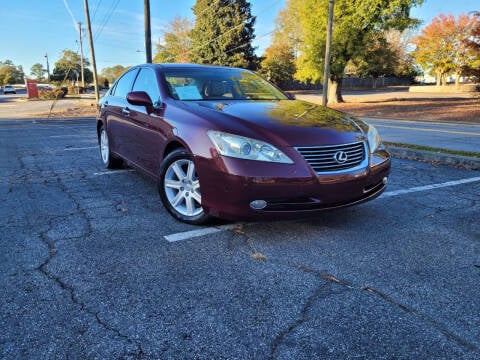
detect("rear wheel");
top-left (99, 126), bottom-right (122, 169)
top-left (158, 149), bottom-right (210, 225)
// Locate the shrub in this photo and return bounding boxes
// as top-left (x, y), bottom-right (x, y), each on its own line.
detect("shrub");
top-left (38, 88), bottom-right (67, 100)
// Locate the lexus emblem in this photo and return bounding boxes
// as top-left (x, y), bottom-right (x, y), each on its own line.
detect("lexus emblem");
top-left (333, 151), bottom-right (348, 164)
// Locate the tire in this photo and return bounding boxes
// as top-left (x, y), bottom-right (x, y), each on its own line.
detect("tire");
top-left (158, 149), bottom-right (210, 225)
top-left (99, 125), bottom-right (122, 169)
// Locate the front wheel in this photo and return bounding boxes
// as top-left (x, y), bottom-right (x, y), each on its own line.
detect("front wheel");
top-left (158, 149), bottom-right (210, 225)
top-left (99, 125), bottom-right (122, 169)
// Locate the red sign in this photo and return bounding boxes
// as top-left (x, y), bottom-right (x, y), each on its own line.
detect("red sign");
top-left (25, 78), bottom-right (39, 98)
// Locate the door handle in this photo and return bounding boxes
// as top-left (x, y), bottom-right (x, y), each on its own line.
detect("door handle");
top-left (122, 108), bottom-right (130, 116)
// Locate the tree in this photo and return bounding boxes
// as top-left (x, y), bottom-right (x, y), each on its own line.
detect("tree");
top-left (259, 43), bottom-right (296, 86)
top-left (0, 60), bottom-right (25, 85)
top-left (257, 2), bottom-right (304, 87)
top-left (100, 65), bottom-right (130, 84)
top-left (467, 11), bottom-right (480, 51)
top-left (463, 11), bottom-right (480, 78)
top-left (190, 0), bottom-right (258, 69)
top-left (30, 63), bottom-right (46, 82)
top-left (50, 49), bottom-right (93, 84)
top-left (283, 0), bottom-right (422, 103)
top-left (412, 13), bottom-right (479, 85)
top-left (385, 29), bottom-right (419, 78)
top-left (345, 30), bottom-right (419, 83)
top-left (271, 5), bottom-right (303, 59)
top-left (351, 33), bottom-right (397, 88)
top-left (153, 17), bottom-right (193, 63)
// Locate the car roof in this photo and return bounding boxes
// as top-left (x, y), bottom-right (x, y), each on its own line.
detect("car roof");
top-left (135, 63), bottom-right (246, 72)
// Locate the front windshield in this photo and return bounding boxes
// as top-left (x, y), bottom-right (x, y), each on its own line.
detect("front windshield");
top-left (163, 68), bottom-right (288, 101)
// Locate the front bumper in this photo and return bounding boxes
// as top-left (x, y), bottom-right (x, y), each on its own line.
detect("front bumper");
top-left (196, 149), bottom-right (391, 221)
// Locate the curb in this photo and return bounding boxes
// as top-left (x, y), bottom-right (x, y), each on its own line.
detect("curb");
top-left (387, 146), bottom-right (480, 170)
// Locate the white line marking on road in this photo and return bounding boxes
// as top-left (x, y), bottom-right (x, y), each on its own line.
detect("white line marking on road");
top-left (164, 176), bottom-right (480, 242)
top-left (64, 146), bottom-right (97, 151)
top-left (381, 176), bottom-right (480, 198)
top-left (374, 124), bottom-right (480, 136)
top-left (93, 169), bottom-right (135, 176)
top-left (164, 224), bottom-right (241, 242)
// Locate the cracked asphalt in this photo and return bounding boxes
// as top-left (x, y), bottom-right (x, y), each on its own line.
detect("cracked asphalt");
top-left (1, 117), bottom-right (479, 359)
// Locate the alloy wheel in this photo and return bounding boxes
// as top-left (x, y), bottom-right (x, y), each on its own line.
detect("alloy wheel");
top-left (164, 159), bottom-right (203, 217)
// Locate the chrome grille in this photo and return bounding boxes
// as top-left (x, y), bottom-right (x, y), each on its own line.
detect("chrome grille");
top-left (296, 141), bottom-right (366, 173)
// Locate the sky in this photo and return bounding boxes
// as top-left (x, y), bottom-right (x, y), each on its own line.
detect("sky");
top-left (0, 0), bottom-right (477, 77)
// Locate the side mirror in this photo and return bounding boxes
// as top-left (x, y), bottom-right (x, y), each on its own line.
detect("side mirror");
top-left (285, 92), bottom-right (296, 100)
top-left (126, 91), bottom-right (153, 107)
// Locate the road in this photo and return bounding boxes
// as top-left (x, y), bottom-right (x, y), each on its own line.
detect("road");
top-left (1, 117), bottom-right (479, 359)
top-left (364, 117), bottom-right (480, 153)
top-left (294, 91), bottom-right (479, 154)
top-left (0, 90), bottom-right (95, 119)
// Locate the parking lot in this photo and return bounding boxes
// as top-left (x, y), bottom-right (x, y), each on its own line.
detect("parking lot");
top-left (1, 117), bottom-right (479, 359)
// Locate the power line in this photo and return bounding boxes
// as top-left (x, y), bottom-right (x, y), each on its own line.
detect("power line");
top-left (203, 29), bottom-right (275, 63)
top-left (93, 0), bottom-right (121, 42)
top-left (92, 0), bottom-right (104, 22)
top-left (255, 0), bottom-right (283, 16)
top-left (195, 0), bottom-right (221, 17)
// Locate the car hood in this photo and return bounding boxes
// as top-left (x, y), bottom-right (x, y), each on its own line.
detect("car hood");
top-left (185, 100), bottom-right (365, 147)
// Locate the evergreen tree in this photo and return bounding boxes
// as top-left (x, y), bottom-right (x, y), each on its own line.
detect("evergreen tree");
top-left (190, 0), bottom-right (257, 69)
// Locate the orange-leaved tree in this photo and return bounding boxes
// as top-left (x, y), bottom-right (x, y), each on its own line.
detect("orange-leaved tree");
top-left (412, 13), bottom-right (479, 85)
top-left (153, 17), bottom-right (193, 64)
top-left (464, 11), bottom-right (480, 77)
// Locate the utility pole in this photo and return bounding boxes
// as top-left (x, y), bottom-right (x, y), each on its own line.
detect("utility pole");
top-left (83, 0), bottom-right (99, 102)
top-left (144, 0), bottom-right (152, 63)
top-left (44, 53), bottom-right (50, 84)
top-left (78, 22), bottom-right (85, 89)
top-left (322, 0), bottom-right (335, 106)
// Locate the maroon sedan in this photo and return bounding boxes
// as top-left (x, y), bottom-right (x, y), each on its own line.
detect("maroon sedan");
top-left (97, 64), bottom-right (390, 224)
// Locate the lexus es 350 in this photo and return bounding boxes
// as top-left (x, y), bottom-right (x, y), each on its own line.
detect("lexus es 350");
top-left (97, 63), bottom-right (390, 224)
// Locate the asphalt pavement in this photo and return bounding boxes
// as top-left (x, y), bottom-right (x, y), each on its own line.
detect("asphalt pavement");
top-left (0, 90), bottom-right (96, 119)
top-left (1, 117), bottom-right (479, 359)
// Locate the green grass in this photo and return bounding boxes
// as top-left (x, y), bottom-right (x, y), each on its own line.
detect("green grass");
top-left (384, 142), bottom-right (480, 159)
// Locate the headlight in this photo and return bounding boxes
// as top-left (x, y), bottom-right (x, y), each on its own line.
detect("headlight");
top-left (207, 130), bottom-right (293, 164)
top-left (367, 124), bottom-right (380, 153)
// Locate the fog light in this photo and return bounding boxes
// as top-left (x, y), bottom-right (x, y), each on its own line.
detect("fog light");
top-left (383, 177), bottom-right (388, 185)
top-left (250, 200), bottom-right (267, 210)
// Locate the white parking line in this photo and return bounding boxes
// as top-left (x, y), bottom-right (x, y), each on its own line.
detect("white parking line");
top-left (163, 176), bottom-right (480, 242)
top-left (64, 146), bottom-right (97, 151)
top-left (164, 224), bottom-right (241, 242)
top-left (381, 176), bottom-right (480, 198)
top-left (93, 169), bottom-right (135, 176)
